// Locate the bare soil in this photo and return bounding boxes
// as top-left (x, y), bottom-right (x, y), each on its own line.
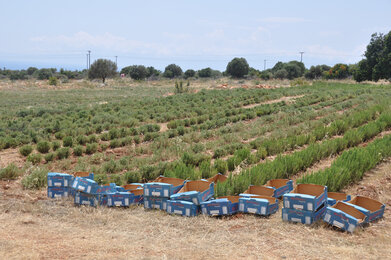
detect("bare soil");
top-left (242, 95), bottom-right (305, 109)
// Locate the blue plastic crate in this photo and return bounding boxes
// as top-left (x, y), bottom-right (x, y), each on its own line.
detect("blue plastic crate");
top-left (283, 184), bottom-right (327, 212)
top-left (47, 187), bottom-right (70, 198)
top-left (167, 200), bottom-right (199, 217)
top-left (47, 172), bottom-right (73, 187)
top-left (265, 179), bottom-right (294, 198)
top-left (144, 176), bottom-right (185, 198)
top-left (170, 180), bottom-right (214, 205)
top-left (282, 202), bottom-right (327, 225)
top-left (144, 197), bottom-right (169, 210)
top-left (323, 201), bottom-right (366, 232)
top-left (71, 177), bottom-right (99, 194)
top-left (74, 192), bottom-right (99, 207)
top-left (238, 195), bottom-right (279, 216)
top-left (327, 192), bottom-right (351, 207)
top-left (200, 196), bottom-right (239, 216)
top-left (69, 172), bottom-right (95, 196)
top-left (345, 196), bottom-right (385, 223)
top-left (107, 192), bottom-right (134, 207)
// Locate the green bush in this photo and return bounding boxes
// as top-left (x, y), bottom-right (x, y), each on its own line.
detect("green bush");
top-left (102, 159), bottom-right (118, 173)
top-left (123, 171), bottom-right (142, 184)
top-left (22, 168), bottom-right (47, 189)
top-left (27, 153), bottom-right (42, 164)
top-left (37, 141), bottom-right (50, 153)
top-left (110, 139), bottom-right (120, 148)
top-left (86, 143), bottom-right (98, 154)
top-left (56, 147), bottom-right (70, 159)
top-left (52, 141), bottom-right (61, 151)
top-left (133, 136), bottom-right (141, 144)
top-left (110, 174), bottom-right (123, 186)
top-left (54, 132), bottom-right (65, 140)
top-left (99, 143), bottom-right (108, 151)
top-left (73, 145), bottom-right (84, 156)
top-left (76, 135), bottom-right (88, 145)
top-left (95, 173), bottom-right (109, 185)
top-left (0, 163), bottom-right (19, 180)
top-left (48, 76), bottom-right (58, 86)
top-left (63, 136), bottom-right (73, 147)
top-left (19, 145), bottom-right (33, 156)
top-left (44, 152), bottom-right (55, 163)
top-left (214, 159), bottom-right (228, 174)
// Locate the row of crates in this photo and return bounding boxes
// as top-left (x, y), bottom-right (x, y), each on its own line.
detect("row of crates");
top-left (47, 173), bottom-right (386, 232)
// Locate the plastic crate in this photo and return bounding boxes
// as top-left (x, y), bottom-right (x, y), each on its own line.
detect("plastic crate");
top-left (265, 179), bottom-right (293, 198)
top-left (283, 184), bottom-right (327, 212)
top-left (327, 192), bottom-right (351, 207)
top-left (282, 202), bottom-right (327, 225)
top-left (144, 176), bottom-right (185, 198)
top-left (47, 172), bottom-right (73, 187)
top-left (200, 196), bottom-right (239, 216)
top-left (323, 201), bottom-right (366, 232)
top-left (74, 192), bottom-right (99, 207)
top-left (170, 180), bottom-right (214, 205)
top-left (167, 200), bottom-right (199, 217)
top-left (345, 196), bottom-right (385, 223)
top-left (238, 195), bottom-right (278, 216)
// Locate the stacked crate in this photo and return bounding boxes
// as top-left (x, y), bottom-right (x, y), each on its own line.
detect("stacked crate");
top-left (69, 172), bottom-right (94, 197)
top-left (47, 172), bottom-right (73, 198)
top-left (143, 176), bottom-right (186, 211)
top-left (122, 183), bottom-right (144, 205)
top-left (238, 185), bottom-right (279, 216)
top-left (72, 177), bottom-right (117, 207)
top-left (282, 184), bottom-right (327, 225)
top-left (167, 180), bottom-right (214, 217)
top-left (200, 196), bottom-right (240, 216)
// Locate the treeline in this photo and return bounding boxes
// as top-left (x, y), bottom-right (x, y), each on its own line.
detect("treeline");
top-left (0, 67), bottom-right (86, 81)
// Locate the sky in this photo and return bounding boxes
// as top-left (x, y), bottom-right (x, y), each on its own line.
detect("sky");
top-left (1, 0), bottom-right (390, 71)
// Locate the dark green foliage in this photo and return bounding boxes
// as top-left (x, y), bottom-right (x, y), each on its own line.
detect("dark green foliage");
top-left (95, 173), bottom-right (109, 185)
top-left (122, 65), bottom-right (148, 80)
top-left (73, 145), bottom-right (84, 156)
top-left (27, 153), bottom-right (42, 164)
top-left (110, 174), bottom-right (123, 186)
top-left (0, 163), bottom-right (19, 180)
top-left (226, 57), bottom-right (249, 78)
top-left (63, 136), bottom-right (73, 147)
top-left (163, 64), bottom-right (183, 78)
top-left (88, 59), bottom-right (118, 83)
top-left (37, 141), bottom-right (50, 153)
top-left (52, 141), bottom-right (61, 151)
top-left (19, 145), bottom-right (33, 156)
top-left (44, 152), bottom-right (55, 163)
top-left (123, 171), bottom-right (142, 184)
top-left (198, 67), bottom-right (212, 78)
top-left (48, 76), bottom-right (58, 86)
top-left (76, 135), bottom-right (88, 145)
top-left (184, 69), bottom-right (196, 79)
top-left (214, 159), bottom-right (228, 174)
top-left (56, 147), bottom-right (70, 159)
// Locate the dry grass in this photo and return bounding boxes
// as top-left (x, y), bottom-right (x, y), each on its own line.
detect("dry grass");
top-left (1, 158), bottom-right (391, 260)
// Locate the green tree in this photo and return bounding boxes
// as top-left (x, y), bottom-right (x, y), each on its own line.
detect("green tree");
top-left (226, 57), bottom-right (249, 78)
top-left (128, 65), bottom-right (148, 80)
top-left (88, 59), bottom-right (117, 83)
top-left (184, 69), bottom-right (196, 79)
top-left (163, 64), bottom-right (183, 78)
top-left (198, 67), bottom-right (212, 78)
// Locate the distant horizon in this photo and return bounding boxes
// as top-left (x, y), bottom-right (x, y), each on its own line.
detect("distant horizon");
top-left (1, 0), bottom-right (390, 71)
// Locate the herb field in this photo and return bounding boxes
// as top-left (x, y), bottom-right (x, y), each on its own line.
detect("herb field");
top-left (1, 79), bottom-right (391, 192)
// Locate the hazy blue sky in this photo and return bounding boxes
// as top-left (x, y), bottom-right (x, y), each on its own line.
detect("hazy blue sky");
top-left (1, 0), bottom-right (390, 71)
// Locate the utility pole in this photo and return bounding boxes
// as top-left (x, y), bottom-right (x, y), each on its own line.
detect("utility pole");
top-left (86, 53), bottom-right (89, 70)
top-left (115, 56), bottom-right (118, 67)
top-left (299, 52), bottom-right (304, 63)
top-left (264, 59), bottom-right (267, 71)
top-left (87, 50), bottom-right (91, 69)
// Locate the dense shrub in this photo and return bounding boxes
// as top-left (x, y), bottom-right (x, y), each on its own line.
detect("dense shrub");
top-left (226, 58), bottom-right (249, 78)
top-left (27, 153), bottom-right (42, 164)
top-left (63, 136), bottom-right (73, 147)
top-left (163, 64), bottom-right (183, 78)
top-left (37, 141), bottom-right (50, 153)
top-left (56, 147), bottom-right (70, 159)
top-left (123, 171), bottom-right (142, 183)
top-left (0, 164), bottom-right (19, 180)
top-left (214, 159), bottom-right (227, 174)
top-left (44, 152), bottom-right (55, 163)
top-left (86, 143), bottom-right (98, 155)
top-left (110, 174), bottom-right (123, 186)
top-left (73, 145), bottom-right (84, 156)
top-left (52, 141), bottom-right (61, 151)
top-left (22, 168), bottom-right (47, 189)
top-left (48, 76), bottom-right (58, 86)
top-left (94, 173), bottom-right (109, 185)
top-left (19, 145), bottom-right (33, 156)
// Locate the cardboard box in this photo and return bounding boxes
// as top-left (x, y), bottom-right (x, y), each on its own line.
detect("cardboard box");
top-left (239, 185), bottom-right (275, 198)
top-left (282, 203), bottom-right (327, 225)
top-left (265, 179), bottom-right (294, 198)
top-left (200, 196), bottom-right (239, 216)
top-left (47, 187), bottom-right (70, 198)
top-left (327, 192), bottom-right (351, 206)
top-left (47, 172), bottom-right (73, 187)
top-left (323, 201), bottom-right (366, 232)
top-left (144, 176), bottom-right (185, 198)
top-left (345, 196), bottom-right (385, 222)
top-left (122, 183), bottom-right (144, 191)
top-left (167, 200), bottom-right (199, 217)
top-left (169, 180), bottom-right (214, 205)
top-left (71, 177), bottom-right (98, 194)
top-left (283, 184), bottom-right (327, 212)
top-left (144, 197), bottom-right (169, 210)
top-left (206, 173), bottom-right (228, 184)
top-left (74, 192), bottom-right (99, 207)
top-left (107, 192), bottom-right (134, 207)
top-left (129, 188), bottom-right (144, 204)
top-left (238, 195), bottom-right (279, 216)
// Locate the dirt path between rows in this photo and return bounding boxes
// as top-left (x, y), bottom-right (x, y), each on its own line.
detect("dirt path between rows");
top-left (242, 95), bottom-right (305, 109)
